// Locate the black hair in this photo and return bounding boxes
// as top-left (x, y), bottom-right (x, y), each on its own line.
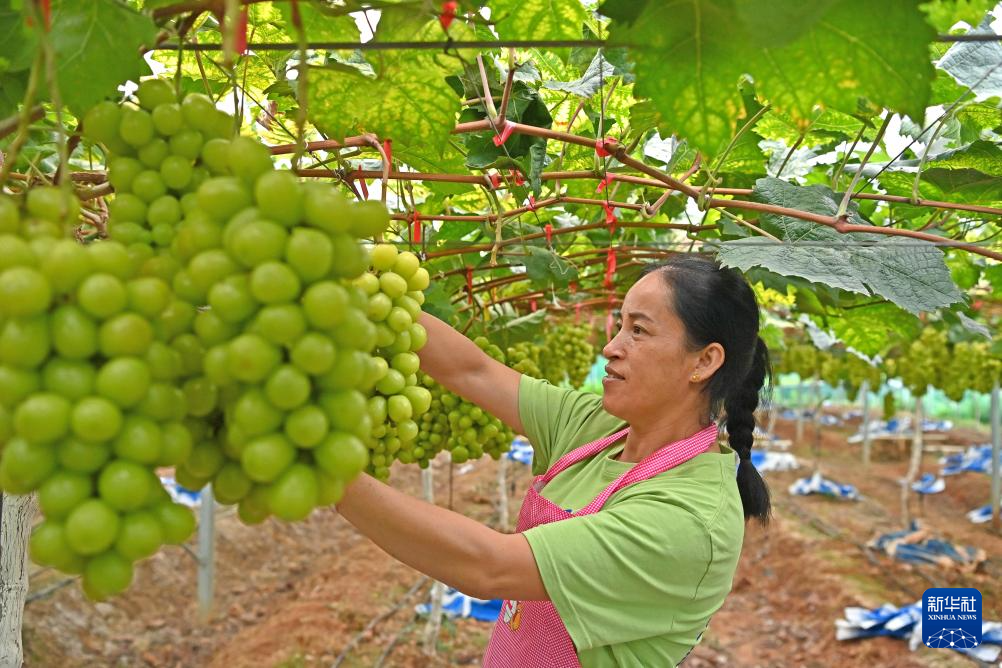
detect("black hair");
top-left (641, 255), bottom-right (772, 523)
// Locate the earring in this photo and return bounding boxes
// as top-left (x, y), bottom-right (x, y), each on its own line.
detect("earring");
top-left (690, 373), bottom-right (700, 382)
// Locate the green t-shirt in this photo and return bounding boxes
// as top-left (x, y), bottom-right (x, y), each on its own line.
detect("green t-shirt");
top-left (517, 376), bottom-right (744, 667)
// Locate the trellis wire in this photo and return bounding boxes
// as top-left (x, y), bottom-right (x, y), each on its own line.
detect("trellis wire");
top-left (151, 33), bottom-right (1001, 53)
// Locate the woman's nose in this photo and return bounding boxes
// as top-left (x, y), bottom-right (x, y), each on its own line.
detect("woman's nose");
top-left (602, 332), bottom-right (622, 359)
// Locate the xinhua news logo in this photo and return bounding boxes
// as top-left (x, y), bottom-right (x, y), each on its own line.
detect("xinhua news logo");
top-left (922, 588), bottom-right (982, 650)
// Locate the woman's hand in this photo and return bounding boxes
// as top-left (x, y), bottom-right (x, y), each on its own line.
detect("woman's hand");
top-left (335, 473), bottom-right (548, 602)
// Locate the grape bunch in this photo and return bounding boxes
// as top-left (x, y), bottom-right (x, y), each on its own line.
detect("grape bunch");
top-left (0, 190), bottom-right (197, 601)
top-left (356, 243), bottom-right (433, 480)
top-left (776, 343), bottom-right (819, 379)
top-left (85, 79), bottom-right (233, 259)
top-left (940, 341), bottom-right (993, 401)
top-left (506, 340), bottom-right (543, 378)
top-left (541, 324), bottom-right (595, 388)
top-left (417, 337), bottom-right (514, 466)
top-left (894, 328), bottom-right (949, 398)
top-left (162, 134), bottom-right (393, 525)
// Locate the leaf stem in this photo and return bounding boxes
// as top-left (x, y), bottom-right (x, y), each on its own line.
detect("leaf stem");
top-left (836, 113), bottom-right (891, 219)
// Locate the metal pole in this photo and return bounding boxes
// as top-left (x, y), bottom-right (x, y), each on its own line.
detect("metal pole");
top-left (861, 380), bottom-right (872, 467)
top-left (795, 381), bottom-right (805, 444)
top-left (421, 468), bottom-right (445, 656)
top-left (197, 485), bottom-right (215, 622)
top-left (497, 455), bottom-right (510, 530)
top-left (991, 381), bottom-right (1001, 531)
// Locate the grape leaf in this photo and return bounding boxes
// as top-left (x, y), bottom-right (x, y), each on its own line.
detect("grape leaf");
top-left (879, 168), bottom-right (1002, 206)
top-left (523, 246), bottom-right (578, 288)
top-left (937, 15), bottom-right (1002, 98)
top-left (308, 51), bottom-right (459, 153)
top-left (755, 0), bottom-right (935, 123)
top-left (717, 178), bottom-right (963, 314)
top-left (606, 0), bottom-right (752, 157)
top-left (48, 0), bottom-right (157, 115)
top-left (278, 0), bottom-right (360, 42)
top-left (489, 0), bottom-right (589, 42)
top-left (830, 303), bottom-right (921, 356)
top-left (542, 52), bottom-right (616, 98)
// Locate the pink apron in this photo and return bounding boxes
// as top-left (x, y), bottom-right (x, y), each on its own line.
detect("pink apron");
top-left (483, 424), bottom-right (718, 667)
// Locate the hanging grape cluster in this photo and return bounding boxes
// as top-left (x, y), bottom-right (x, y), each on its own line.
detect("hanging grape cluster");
top-left (416, 337), bottom-right (514, 469)
top-left (541, 323), bottom-right (595, 387)
top-left (0, 188), bottom-right (198, 601)
top-left (506, 340), bottom-right (543, 378)
top-left (359, 243), bottom-right (434, 480)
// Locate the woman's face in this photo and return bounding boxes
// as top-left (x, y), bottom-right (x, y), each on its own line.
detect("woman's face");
top-left (600, 272), bottom-right (708, 422)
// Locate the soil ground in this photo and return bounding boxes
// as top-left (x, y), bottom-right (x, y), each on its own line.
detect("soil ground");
top-left (21, 412), bottom-right (1002, 668)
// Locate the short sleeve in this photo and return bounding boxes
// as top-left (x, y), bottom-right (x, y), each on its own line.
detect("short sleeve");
top-left (518, 375), bottom-right (604, 475)
top-left (522, 497), bottom-right (712, 651)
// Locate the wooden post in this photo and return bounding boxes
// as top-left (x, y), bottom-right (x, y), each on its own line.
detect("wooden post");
top-left (0, 493), bottom-right (37, 668)
top-left (197, 485), bottom-right (215, 622)
top-left (901, 395), bottom-right (924, 527)
top-left (421, 467), bottom-right (445, 656)
top-left (861, 380), bottom-right (872, 467)
top-left (497, 455), bottom-right (510, 530)
top-left (991, 381), bottom-right (1001, 531)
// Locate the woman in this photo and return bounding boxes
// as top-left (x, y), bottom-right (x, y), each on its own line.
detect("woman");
top-left (336, 254), bottom-right (771, 667)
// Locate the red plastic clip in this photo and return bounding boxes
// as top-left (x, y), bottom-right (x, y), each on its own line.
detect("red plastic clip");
top-left (356, 177), bottom-right (369, 200)
top-left (569, 281), bottom-right (578, 294)
top-left (596, 173), bottom-right (615, 193)
top-left (39, 0), bottom-right (51, 30)
top-left (595, 137), bottom-right (614, 158)
top-left (439, 0), bottom-right (458, 30)
top-left (604, 247), bottom-right (617, 289)
top-left (466, 266), bottom-right (474, 305)
top-left (493, 121), bottom-right (515, 147)
top-left (602, 201), bottom-right (617, 234)
top-left (509, 169), bottom-right (525, 186)
top-left (526, 195), bottom-right (536, 211)
top-left (383, 139), bottom-right (393, 170)
top-left (235, 7), bottom-right (249, 54)
top-left (575, 302), bottom-right (582, 323)
top-left (410, 211), bottom-right (422, 244)
top-left (488, 172), bottom-right (502, 189)
top-left (544, 223), bottom-right (553, 246)
top-left (530, 298), bottom-right (538, 312)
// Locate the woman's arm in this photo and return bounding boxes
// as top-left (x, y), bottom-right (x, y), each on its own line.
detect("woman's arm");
top-left (336, 473), bottom-right (548, 601)
top-left (417, 312), bottom-right (524, 435)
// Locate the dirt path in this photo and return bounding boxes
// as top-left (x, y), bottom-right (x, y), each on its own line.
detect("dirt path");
top-left (21, 414), bottom-right (999, 667)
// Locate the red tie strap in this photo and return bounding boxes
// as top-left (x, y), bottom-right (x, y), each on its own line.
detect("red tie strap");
top-left (236, 7), bottom-right (249, 54)
top-left (509, 169), bottom-right (525, 186)
top-left (410, 210), bottom-right (422, 244)
top-left (544, 223), bottom-right (553, 246)
top-left (530, 298), bottom-right (537, 312)
top-left (439, 0), bottom-right (458, 29)
top-left (488, 172), bottom-right (502, 189)
top-left (526, 195), bottom-right (537, 211)
top-left (595, 137), bottom-right (615, 158)
top-left (493, 120), bottom-right (515, 147)
top-left (569, 281), bottom-right (577, 294)
top-left (596, 173), bottom-right (615, 193)
top-left (383, 139), bottom-right (393, 169)
top-left (575, 302), bottom-right (582, 323)
top-left (466, 266), bottom-right (474, 305)
top-left (602, 201), bottom-right (617, 234)
top-left (603, 247), bottom-right (616, 289)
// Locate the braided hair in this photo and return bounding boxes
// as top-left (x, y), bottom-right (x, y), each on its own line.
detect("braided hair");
top-left (641, 255), bottom-right (772, 523)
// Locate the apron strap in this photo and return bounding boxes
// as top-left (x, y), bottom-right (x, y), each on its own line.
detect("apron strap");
top-left (539, 427), bottom-right (630, 484)
top-left (578, 423), bottom-right (719, 515)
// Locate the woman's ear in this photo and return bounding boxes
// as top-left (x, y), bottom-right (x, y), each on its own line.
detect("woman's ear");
top-left (694, 342), bottom-right (725, 381)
